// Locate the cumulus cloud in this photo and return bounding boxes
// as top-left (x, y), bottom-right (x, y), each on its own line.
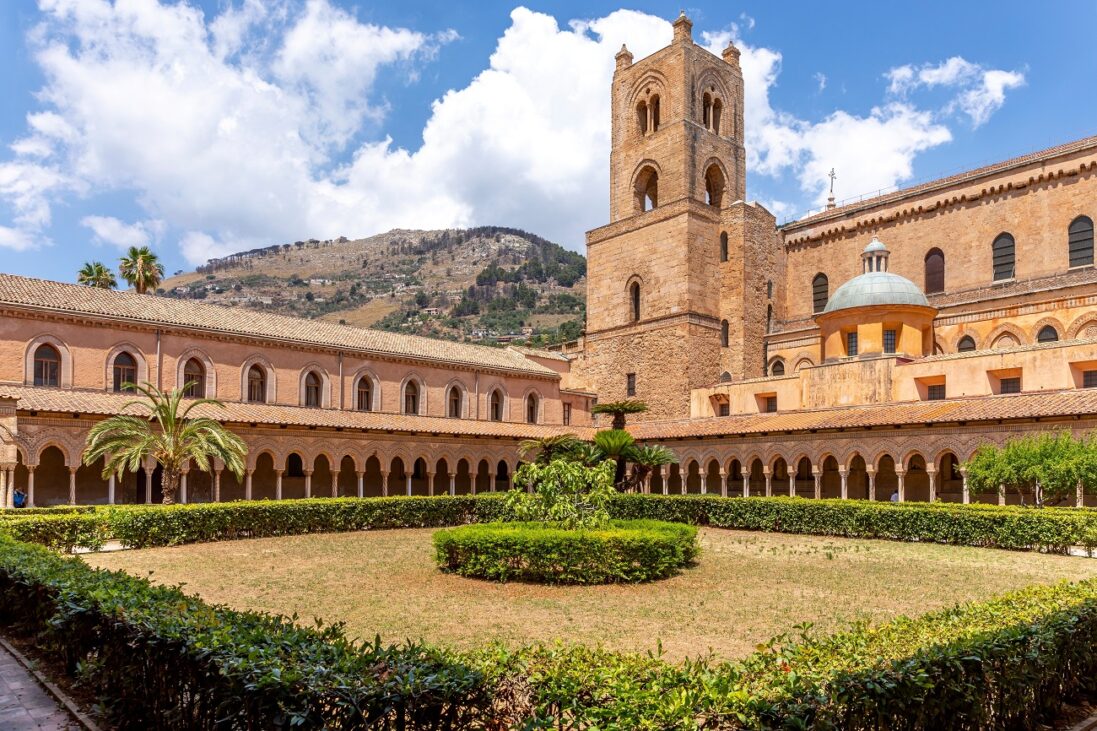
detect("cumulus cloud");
top-left (886, 56), bottom-right (1025, 127)
top-left (0, 3), bottom-right (1026, 259)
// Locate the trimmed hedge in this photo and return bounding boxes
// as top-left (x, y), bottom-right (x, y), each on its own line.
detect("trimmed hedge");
top-left (433, 519), bottom-right (698, 583)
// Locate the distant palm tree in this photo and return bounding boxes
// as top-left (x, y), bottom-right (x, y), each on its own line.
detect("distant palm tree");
top-left (591, 399), bottom-right (649, 429)
top-left (518, 433), bottom-right (581, 464)
top-left (627, 444), bottom-right (679, 492)
top-left (83, 382), bottom-right (247, 505)
top-left (571, 442), bottom-right (605, 468)
top-left (77, 261), bottom-right (117, 289)
top-left (118, 246), bottom-right (164, 294)
top-left (593, 429), bottom-right (636, 487)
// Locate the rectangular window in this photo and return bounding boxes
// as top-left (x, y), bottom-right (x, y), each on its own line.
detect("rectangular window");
top-left (927, 384), bottom-right (946, 401)
top-left (764, 396), bottom-right (777, 413)
top-left (846, 331), bottom-right (858, 357)
top-left (563, 403), bottom-right (572, 425)
top-left (1084, 370), bottom-right (1097, 389)
top-left (883, 329), bottom-right (897, 354)
top-left (1000, 377), bottom-right (1021, 394)
top-left (719, 403), bottom-right (730, 417)
top-left (626, 373), bottom-right (636, 397)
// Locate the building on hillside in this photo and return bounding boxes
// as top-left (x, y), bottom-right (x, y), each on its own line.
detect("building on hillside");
top-left (1, 11), bottom-right (1096, 507)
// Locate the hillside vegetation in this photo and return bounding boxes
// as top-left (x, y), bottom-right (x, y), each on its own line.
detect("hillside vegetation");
top-left (160, 227), bottom-right (586, 347)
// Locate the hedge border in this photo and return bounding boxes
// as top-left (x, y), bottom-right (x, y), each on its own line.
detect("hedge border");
top-left (433, 519), bottom-right (698, 583)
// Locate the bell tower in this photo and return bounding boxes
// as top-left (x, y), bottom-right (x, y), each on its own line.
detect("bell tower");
top-left (578, 13), bottom-right (779, 421)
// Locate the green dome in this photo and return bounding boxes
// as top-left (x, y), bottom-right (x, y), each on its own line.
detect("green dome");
top-left (823, 271), bottom-right (929, 314)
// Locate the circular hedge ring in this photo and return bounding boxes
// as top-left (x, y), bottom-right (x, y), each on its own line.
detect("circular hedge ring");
top-left (432, 519), bottom-right (699, 584)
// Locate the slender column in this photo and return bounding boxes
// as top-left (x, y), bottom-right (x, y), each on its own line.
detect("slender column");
top-left (488, 472), bottom-right (496, 493)
top-left (180, 472), bottom-right (188, 504)
top-left (866, 467), bottom-right (876, 501)
top-left (245, 470), bottom-right (253, 501)
top-left (330, 473), bottom-right (338, 498)
top-left (763, 468), bottom-right (772, 497)
top-left (960, 467), bottom-right (969, 504)
top-left (214, 470), bottom-right (222, 502)
top-left (106, 471), bottom-right (113, 506)
top-left (659, 466), bottom-right (667, 495)
top-left (405, 473), bottom-right (412, 496)
top-left (742, 474), bottom-right (749, 498)
top-left (839, 467), bottom-right (848, 499)
top-left (719, 471), bottom-right (727, 498)
top-left (681, 472), bottom-right (687, 494)
top-left (812, 469), bottom-right (821, 500)
top-left (470, 471), bottom-right (476, 495)
top-left (7, 467), bottom-right (14, 508)
top-left (275, 469), bottom-right (283, 500)
top-left (0, 469), bottom-right (7, 508)
top-left (789, 473), bottom-right (795, 497)
top-left (356, 471), bottom-right (364, 499)
top-left (304, 470), bottom-right (312, 499)
top-left (381, 470), bottom-right (389, 497)
top-left (28, 467), bottom-right (37, 507)
top-left (144, 466), bottom-right (153, 504)
top-left (427, 472), bottom-right (435, 497)
top-left (448, 473), bottom-right (456, 496)
top-left (896, 468), bottom-right (906, 502)
top-left (926, 468), bottom-right (936, 503)
top-left (69, 467), bottom-right (77, 505)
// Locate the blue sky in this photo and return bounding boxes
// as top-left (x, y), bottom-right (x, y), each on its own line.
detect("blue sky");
top-left (1, 0), bottom-right (1094, 282)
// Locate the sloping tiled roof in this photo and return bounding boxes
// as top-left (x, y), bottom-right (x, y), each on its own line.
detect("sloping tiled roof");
top-left (630, 389), bottom-right (1097, 440)
top-left (1, 385), bottom-right (594, 440)
top-left (784, 135), bottom-right (1097, 230)
top-left (0, 274), bottom-right (555, 377)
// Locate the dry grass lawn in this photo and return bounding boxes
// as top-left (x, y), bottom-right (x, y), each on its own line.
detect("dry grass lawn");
top-left (84, 527), bottom-right (1097, 661)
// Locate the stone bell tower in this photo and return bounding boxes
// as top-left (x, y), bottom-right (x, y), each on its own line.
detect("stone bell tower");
top-left (578, 12), bottom-right (780, 421)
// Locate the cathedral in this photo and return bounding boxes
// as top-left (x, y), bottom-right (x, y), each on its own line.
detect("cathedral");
top-left (1, 13), bottom-right (1096, 507)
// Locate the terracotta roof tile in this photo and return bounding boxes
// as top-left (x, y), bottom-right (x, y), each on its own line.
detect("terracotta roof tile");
top-left (4, 385), bottom-right (594, 440)
top-left (0, 274), bottom-right (555, 378)
top-left (630, 389), bottom-right (1097, 440)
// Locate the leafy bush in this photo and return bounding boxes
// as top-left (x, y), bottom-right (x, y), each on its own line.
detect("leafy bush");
top-left (505, 459), bottom-right (615, 529)
top-left (433, 519), bottom-right (698, 584)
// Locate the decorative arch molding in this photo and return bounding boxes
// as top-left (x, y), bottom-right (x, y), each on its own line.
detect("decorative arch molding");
top-left (626, 71), bottom-right (669, 107)
top-left (522, 386), bottom-right (543, 424)
top-left (1067, 312), bottom-right (1097, 341)
top-left (174, 348), bottom-right (217, 398)
top-left (102, 343), bottom-right (149, 392)
top-left (23, 334), bottom-right (73, 388)
top-left (630, 159), bottom-right (664, 187)
top-left (869, 442), bottom-right (904, 470)
top-left (443, 378), bottom-right (469, 418)
top-left (484, 382), bottom-right (508, 422)
top-left (247, 444), bottom-right (282, 471)
top-left (349, 367), bottom-right (381, 411)
top-left (693, 69), bottom-right (733, 107)
top-left (30, 438), bottom-right (74, 468)
top-left (983, 323), bottom-right (1028, 350)
top-left (240, 354), bottom-right (276, 403)
top-left (297, 362), bottom-right (332, 408)
top-left (793, 355), bottom-right (816, 372)
top-left (1032, 316), bottom-right (1066, 344)
top-left (399, 372), bottom-right (427, 416)
top-left (900, 449), bottom-right (929, 469)
top-left (953, 328), bottom-right (982, 352)
top-left (842, 450), bottom-right (867, 469)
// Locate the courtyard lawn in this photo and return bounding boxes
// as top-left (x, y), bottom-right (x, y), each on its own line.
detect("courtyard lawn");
top-left (84, 527), bottom-right (1097, 661)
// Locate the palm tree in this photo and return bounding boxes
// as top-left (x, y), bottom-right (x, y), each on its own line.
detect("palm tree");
top-left (518, 433), bottom-right (581, 464)
top-left (627, 444), bottom-right (679, 492)
top-left (77, 261), bottom-right (117, 289)
top-left (593, 429), bottom-right (636, 487)
top-left (591, 399), bottom-right (649, 430)
top-left (571, 442), bottom-right (605, 468)
top-left (83, 382), bottom-right (247, 505)
top-left (118, 246), bottom-right (165, 294)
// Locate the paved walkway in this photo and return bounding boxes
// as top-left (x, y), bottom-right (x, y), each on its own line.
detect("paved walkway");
top-left (0, 643), bottom-right (83, 730)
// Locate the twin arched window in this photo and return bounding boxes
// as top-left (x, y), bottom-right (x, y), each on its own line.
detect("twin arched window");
top-left (526, 393), bottom-right (539, 424)
top-left (812, 273), bottom-right (829, 314)
top-left (403, 381), bottom-right (420, 415)
top-left (1069, 216), bottom-right (1094, 268)
top-left (702, 92), bottom-right (723, 134)
top-left (112, 352), bottom-right (137, 392)
top-left (303, 371), bottom-right (322, 407)
top-left (924, 248), bottom-right (945, 294)
top-left (182, 358), bottom-right (205, 398)
top-left (247, 364), bottom-right (266, 403)
top-left (33, 344), bottom-right (60, 387)
top-left (992, 233), bottom-right (1016, 281)
top-left (489, 389), bottom-right (504, 421)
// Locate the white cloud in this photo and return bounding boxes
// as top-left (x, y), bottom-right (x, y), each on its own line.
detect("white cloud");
top-left (886, 56), bottom-right (1025, 127)
top-left (0, 3), bottom-right (1025, 264)
top-left (813, 72), bottom-right (826, 92)
top-left (0, 225), bottom-right (38, 251)
top-left (81, 215), bottom-right (165, 248)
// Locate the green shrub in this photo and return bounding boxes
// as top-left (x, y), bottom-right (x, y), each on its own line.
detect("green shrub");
top-left (433, 519), bottom-right (698, 584)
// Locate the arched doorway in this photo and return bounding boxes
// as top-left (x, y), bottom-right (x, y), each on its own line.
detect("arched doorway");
top-left (252, 453), bottom-right (277, 500)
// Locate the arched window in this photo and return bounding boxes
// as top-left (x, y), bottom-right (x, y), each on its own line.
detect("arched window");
top-left (812, 273), bottom-right (829, 314)
top-left (489, 390), bottom-right (504, 421)
top-left (720, 319), bottom-right (729, 347)
top-left (112, 352), bottom-right (137, 392)
top-left (636, 100), bottom-right (648, 135)
top-left (526, 393), bottom-right (539, 424)
top-left (771, 360), bottom-right (785, 376)
top-left (403, 381), bottom-right (420, 415)
top-left (720, 232), bottom-right (728, 262)
top-left (712, 98), bottom-right (723, 134)
top-left (630, 281), bottom-right (641, 322)
top-left (1069, 215), bottom-right (1094, 268)
top-left (957, 335), bottom-right (977, 352)
top-left (650, 94), bottom-right (660, 132)
top-left (356, 377), bottom-right (372, 411)
top-left (304, 371), bottom-right (322, 407)
top-left (702, 92), bottom-right (712, 127)
top-left (924, 248), bottom-right (945, 294)
top-left (704, 164), bottom-right (725, 208)
top-left (992, 233), bottom-right (1015, 281)
top-left (247, 364), bottom-right (266, 403)
top-left (33, 344), bottom-right (60, 387)
top-left (634, 166), bottom-right (658, 212)
top-left (448, 386), bottom-right (462, 418)
top-left (182, 358), bottom-right (205, 398)
top-left (1037, 325), bottom-right (1059, 343)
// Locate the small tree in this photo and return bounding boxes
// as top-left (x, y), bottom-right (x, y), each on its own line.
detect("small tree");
top-left (593, 429), bottom-right (636, 487)
top-left (627, 444), bottom-right (679, 492)
top-left (964, 431), bottom-right (1097, 507)
top-left (83, 383), bottom-right (247, 505)
top-left (591, 399), bottom-right (648, 430)
top-left (506, 459), bottom-right (616, 529)
top-left (517, 433), bottom-right (581, 465)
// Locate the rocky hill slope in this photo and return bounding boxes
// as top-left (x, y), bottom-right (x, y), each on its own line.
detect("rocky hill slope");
top-left (160, 227), bottom-right (586, 347)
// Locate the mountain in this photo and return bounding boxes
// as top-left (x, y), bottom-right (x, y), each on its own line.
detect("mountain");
top-left (159, 227), bottom-right (587, 347)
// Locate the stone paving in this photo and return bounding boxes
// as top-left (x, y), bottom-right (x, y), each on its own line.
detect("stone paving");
top-left (0, 644), bottom-right (83, 730)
